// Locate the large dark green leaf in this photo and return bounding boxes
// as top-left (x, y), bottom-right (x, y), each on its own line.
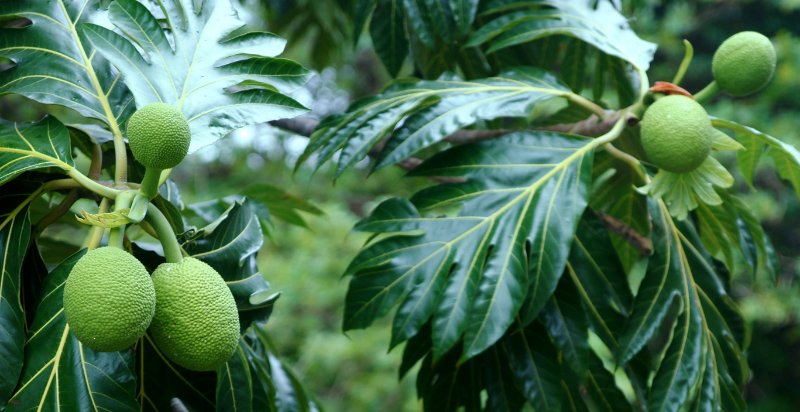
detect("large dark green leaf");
top-left (714, 118), bottom-right (800, 198)
top-left (616, 202), bottom-right (683, 367)
top-left (137, 332), bottom-right (217, 411)
top-left (567, 214), bottom-right (632, 351)
top-left (242, 183), bottom-right (323, 229)
top-left (469, 0), bottom-right (656, 71)
top-left (502, 323), bottom-right (563, 411)
top-left (182, 199), bottom-right (278, 331)
top-left (0, 117), bottom-right (74, 186)
top-left (643, 206), bottom-right (704, 411)
top-left (450, 0), bottom-right (480, 37)
top-left (0, 203), bottom-right (30, 408)
top-left (695, 191), bottom-right (775, 279)
top-left (483, 345), bottom-right (526, 411)
top-left (541, 280), bottom-right (589, 376)
top-left (6, 250), bottom-right (139, 411)
top-left (299, 67), bottom-right (572, 175)
top-left (0, 1), bottom-right (134, 131)
top-left (217, 326), bottom-right (319, 412)
top-left (678, 232), bottom-right (747, 411)
top-left (370, 0), bottom-right (408, 76)
top-left (343, 130), bottom-right (595, 361)
top-left (416, 346), bottom-right (482, 411)
top-left (82, 0), bottom-right (309, 152)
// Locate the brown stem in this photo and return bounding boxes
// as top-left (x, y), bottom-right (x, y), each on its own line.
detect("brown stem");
top-left (33, 189), bottom-right (80, 236)
top-left (270, 109), bottom-right (634, 178)
top-left (595, 210), bottom-right (653, 256)
top-left (89, 143), bottom-right (103, 180)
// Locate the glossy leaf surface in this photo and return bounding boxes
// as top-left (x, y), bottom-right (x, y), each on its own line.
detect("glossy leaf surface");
top-left (82, 0), bottom-right (310, 152)
top-left (344, 130), bottom-right (594, 360)
top-left (300, 67), bottom-right (571, 175)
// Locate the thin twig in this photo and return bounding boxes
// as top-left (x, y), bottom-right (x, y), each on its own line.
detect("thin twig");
top-left (34, 189), bottom-right (80, 236)
top-left (595, 210), bottom-right (653, 255)
top-left (269, 109), bottom-right (633, 179)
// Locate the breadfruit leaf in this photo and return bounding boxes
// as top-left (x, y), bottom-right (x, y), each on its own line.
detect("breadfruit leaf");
top-left (81, 0), bottom-right (311, 152)
top-left (0, 1), bottom-right (135, 133)
top-left (342, 130), bottom-right (595, 361)
top-left (370, 0), bottom-right (408, 76)
top-left (469, 0), bottom-right (657, 71)
top-left (0, 200), bottom-right (31, 408)
top-left (300, 67), bottom-right (572, 176)
top-left (616, 203), bottom-right (747, 410)
top-left (713, 118), bottom-right (800, 199)
top-left (0, 117), bottom-right (74, 186)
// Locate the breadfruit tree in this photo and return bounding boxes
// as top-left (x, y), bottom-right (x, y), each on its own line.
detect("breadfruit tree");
top-left (0, 0), bottom-right (795, 411)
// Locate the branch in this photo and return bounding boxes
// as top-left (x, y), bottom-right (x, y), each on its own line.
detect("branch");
top-left (270, 117), bottom-right (319, 137)
top-left (269, 109), bottom-right (635, 177)
top-left (595, 210), bottom-right (653, 255)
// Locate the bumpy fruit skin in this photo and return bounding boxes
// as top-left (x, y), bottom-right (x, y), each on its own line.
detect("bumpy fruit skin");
top-left (127, 103), bottom-right (191, 169)
top-left (640, 95), bottom-right (712, 173)
top-left (149, 257), bottom-right (240, 371)
top-left (63, 247), bottom-right (156, 352)
top-left (712, 31), bottom-right (776, 96)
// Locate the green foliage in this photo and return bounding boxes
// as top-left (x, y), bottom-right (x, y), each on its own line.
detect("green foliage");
top-left (293, 0), bottom-right (798, 410)
top-left (0, 0), bottom-right (316, 410)
top-left (3, 0), bottom-right (800, 410)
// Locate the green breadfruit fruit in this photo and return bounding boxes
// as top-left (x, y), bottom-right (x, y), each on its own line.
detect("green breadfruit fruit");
top-left (640, 95), bottom-right (713, 173)
top-left (149, 257), bottom-right (240, 371)
top-left (63, 247), bottom-right (156, 352)
top-left (712, 31), bottom-right (776, 97)
top-left (127, 103), bottom-right (191, 169)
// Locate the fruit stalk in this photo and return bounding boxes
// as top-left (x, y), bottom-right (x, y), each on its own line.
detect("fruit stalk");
top-left (108, 191), bottom-right (134, 249)
top-left (145, 202), bottom-right (183, 263)
top-left (694, 81), bottom-right (719, 104)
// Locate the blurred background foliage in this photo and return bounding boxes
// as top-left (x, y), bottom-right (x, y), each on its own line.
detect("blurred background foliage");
top-left (4, 0), bottom-right (800, 410)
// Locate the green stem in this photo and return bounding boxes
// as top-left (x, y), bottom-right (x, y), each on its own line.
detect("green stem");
top-left (34, 189), bottom-right (80, 236)
top-left (694, 81), bottom-right (719, 104)
top-left (107, 191), bottom-right (134, 249)
top-left (89, 143), bottom-right (103, 180)
top-left (67, 169), bottom-right (121, 198)
top-left (567, 93), bottom-right (608, 119)
top-left (85, 198), bottom-right (110, 250)
top-left (603, 143), bottom-right (650, 183)
top-left (635, 66), bottom-right (651, 104)
top-left (671, 39), bottom-right (694, 86)
top-left (145, 203), bottom-right (183, 263)
top-left (139, 167), bottom-right (162, 200)
top-left (590, 109), bottom-right (631, 147)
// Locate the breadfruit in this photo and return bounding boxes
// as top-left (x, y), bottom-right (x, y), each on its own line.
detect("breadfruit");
top-left (127, 103), bottom-right (191, 169)
top-left (712, 31), bottom-right (776, 96)
top-left (640, 95), bottom-right (713, 173)
top-left (149, 257), bottom-right (240, 371)
top-left (63, 247), bottom-right (156, 352)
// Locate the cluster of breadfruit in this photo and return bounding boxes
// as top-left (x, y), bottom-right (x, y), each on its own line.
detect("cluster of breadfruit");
top-left (63, 103), bottom-right (240, 372)
top-left (640, 31), bottom-right (776, 173)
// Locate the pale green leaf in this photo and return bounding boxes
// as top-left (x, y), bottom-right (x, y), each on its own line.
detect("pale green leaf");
top-left (82, 0), bottom-right (309, 152)
top-left (470, 0), bottom-right (657, 70)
